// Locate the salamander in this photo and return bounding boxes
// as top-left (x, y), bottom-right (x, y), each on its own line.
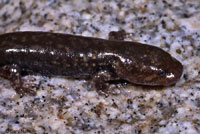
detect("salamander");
top-left (0, 31), bottom-right (183, 96)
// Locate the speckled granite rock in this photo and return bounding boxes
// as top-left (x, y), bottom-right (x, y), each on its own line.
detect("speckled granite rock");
top-left (0, 0), bottom-right (200, 134)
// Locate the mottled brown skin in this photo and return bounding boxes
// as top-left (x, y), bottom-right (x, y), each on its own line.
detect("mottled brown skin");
top-left (0, 32), bottom-right (183, 96)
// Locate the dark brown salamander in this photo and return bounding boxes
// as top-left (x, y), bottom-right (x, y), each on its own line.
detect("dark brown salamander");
top-left (0, 31), bottom-right (183, 96)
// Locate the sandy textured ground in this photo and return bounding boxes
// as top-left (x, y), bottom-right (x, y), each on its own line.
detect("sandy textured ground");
top-left (0, 0), bottom-right (200, 134)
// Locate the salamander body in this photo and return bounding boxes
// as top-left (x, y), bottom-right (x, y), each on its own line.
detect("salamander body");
top-left (0, 32), bottom-right (183, 95)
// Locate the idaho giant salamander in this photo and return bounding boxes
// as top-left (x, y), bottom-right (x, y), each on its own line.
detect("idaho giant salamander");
top-left (0, 31), bottom-right (183, 96)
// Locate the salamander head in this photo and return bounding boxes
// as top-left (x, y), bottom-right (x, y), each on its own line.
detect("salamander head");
top-left (141, 57), bottom-right (183, 86)
top-left (117, 49), bottom-right (183, 86)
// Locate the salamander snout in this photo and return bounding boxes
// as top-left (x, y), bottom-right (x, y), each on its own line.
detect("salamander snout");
top-left (158, 57), bottom-right (183, 86)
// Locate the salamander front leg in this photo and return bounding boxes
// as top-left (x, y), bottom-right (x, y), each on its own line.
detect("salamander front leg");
top-left (0, 64), bottom-right (36, 97)
top-left (108, 30), bottom-right (126, 41)
top-left (92, 71), bottom-right (113, 97)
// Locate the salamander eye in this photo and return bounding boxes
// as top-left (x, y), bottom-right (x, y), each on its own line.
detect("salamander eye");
top-left (157, 70), bottom-right (166, 76)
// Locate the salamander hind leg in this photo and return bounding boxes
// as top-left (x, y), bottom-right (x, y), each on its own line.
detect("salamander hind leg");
top-left (0, 64), bottom-right (36, 97)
